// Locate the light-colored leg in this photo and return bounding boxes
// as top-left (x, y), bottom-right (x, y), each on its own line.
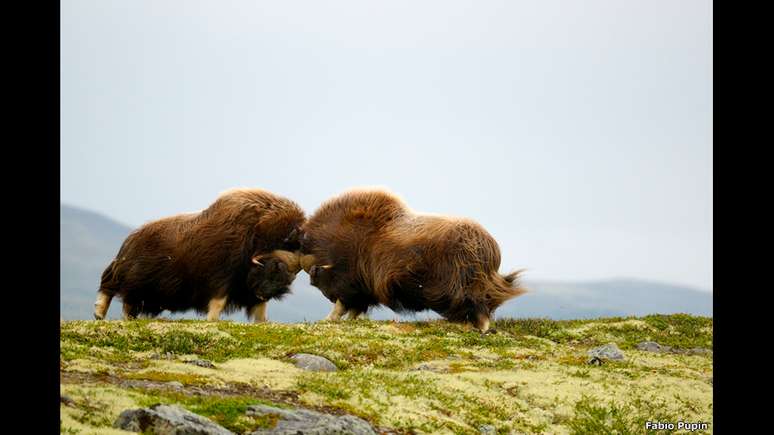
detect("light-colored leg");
top-left (207, 295), bottom-right (228, 321)
top-left (475, 312), bottom-right (491, 333)
top-left (122, 302), bottom-right (136, 320)
top-left (324, 300), bottom-right (346, 321)
top-left (94, 292), bottom-right (113, 320)
top-left (249, 302), bottom-right (268, 323)
top-left (345, 308), bottom-right (362, 320)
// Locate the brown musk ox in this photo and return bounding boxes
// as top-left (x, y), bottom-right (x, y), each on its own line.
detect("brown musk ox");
top-left (298, 188), bottom-right (526, 332)
top-left (93, 188), bottom-right (305, 322)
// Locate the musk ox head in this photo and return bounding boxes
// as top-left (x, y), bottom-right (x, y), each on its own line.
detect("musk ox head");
top-left (247, 249), bottom-right (302, 301)
top-left (297, 229), bottom-right (331, 272)
top-left (298, 230), bottom-right (336, 290)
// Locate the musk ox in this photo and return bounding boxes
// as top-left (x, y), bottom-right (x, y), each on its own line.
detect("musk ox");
top-left (93, 188), bottom-right (305, 322)
top-left (298, 188), bottom-right (526, 332)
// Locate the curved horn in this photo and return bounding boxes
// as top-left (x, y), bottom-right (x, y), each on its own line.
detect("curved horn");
top-left (252, 256), bottom-right (264, 266)
top-left (271, 249), bottom-right (301, 274)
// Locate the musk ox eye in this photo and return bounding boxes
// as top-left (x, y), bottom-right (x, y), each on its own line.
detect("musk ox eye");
top-left (283, 228), bottom-right (298, 244)
top-left (299, 232), bottom-right (315, 252)
top-left (282, 228), bottom-right (302, 250)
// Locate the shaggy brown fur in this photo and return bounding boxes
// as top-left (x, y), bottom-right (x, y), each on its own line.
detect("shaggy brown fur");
top-left (94, 188), bottom-right (305, 321)
top-left (299, 188), bottom-right (526, 331)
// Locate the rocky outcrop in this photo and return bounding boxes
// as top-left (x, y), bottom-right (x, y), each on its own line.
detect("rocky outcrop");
top-left (114, 404), bottom-right (234, 435)
top-left (247, 404), bottom-right (376, 435)
top-left (113, 402), bottom-right (377, 435)
top-left (636, 341), bottom-right (712, 356)
top-left (636, 341), bottom-right (667, 353)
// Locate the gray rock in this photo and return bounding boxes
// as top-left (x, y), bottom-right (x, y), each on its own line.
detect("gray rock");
top-left (114, 404), bottom-right (234, 435)
top-left (60, 395), bottom-right (75, 407)
top-left (587, 343), bottom-right (625, 362)
top-left (635, 342), bottom-right (711, 356)
top-left (186, 359), bottom-right (216, 368)
top-left (166, 381), bottom-right (184, 389)
top-left (479, 424), bottom-right (497, 435)
top-left (247, 404), bottom-right (376, 435)
top-left (636, 341), bottom-right (671, 353)
top-left (151, 352), bottom-right (176, 360)
top-left (410, 363), bottom-right (447, 373)
top-left (290, 354), bottom-right (337, 372)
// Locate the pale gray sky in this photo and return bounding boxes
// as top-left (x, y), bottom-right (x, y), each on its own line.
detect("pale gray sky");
top-left (60, 1), bottom-right (713, 290)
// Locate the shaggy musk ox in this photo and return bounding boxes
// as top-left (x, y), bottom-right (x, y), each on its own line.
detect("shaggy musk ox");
top-left (299, 189), bottom-right (526, 332)
top-left (94, 188), bottom-right (305, 322)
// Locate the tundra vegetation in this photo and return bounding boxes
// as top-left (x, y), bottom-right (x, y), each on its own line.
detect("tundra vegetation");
top-left (60, 314), bottom-right (712, 434)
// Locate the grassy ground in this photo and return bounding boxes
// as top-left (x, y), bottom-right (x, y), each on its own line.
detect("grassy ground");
top-left (60, 314), bottom-right (713, 434)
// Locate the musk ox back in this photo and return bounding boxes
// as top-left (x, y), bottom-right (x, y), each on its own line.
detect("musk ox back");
top-left (94, 188), bottom-right (305, 322)
top-left (299, 188), bottom-right (526, 331)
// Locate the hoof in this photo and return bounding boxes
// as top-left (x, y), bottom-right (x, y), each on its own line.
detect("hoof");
top-left (480, 328), bottom-right (498, 335)
top-left (93, 313), bottom-right (104, 320)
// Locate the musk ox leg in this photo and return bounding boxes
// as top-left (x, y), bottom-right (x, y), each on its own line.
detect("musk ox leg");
top-left (345, 308), bottom-right (363, 320)
top-left (207, 295), bottom-right (228, 321)
top-left (94, 291), bottom-right (113, 320)
top-left (122, 302), bottom-right (139, 320)
top-left (249, 302), bottom-right (268, 323)
top-left (324, 300), bottom-right (347, 321)
top-left (474, 312), bottom-right (497, 334)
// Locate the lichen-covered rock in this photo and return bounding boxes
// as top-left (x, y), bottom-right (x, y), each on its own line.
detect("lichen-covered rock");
top-left (247, 404), bottom-right (376, 435)
top-left (636, 341), bottom-right (671, 353)
top-left (635, 341), bottom-right (711, 356)
top-left (587, 343), bottom-right (625, 362)
top-left (60, 395), bottom-right (75, 407)
top-left (410, 362), bottom-right (448, 373)
top-left (114, 404), bottom-right (234, 435)
top-left (478, 424), bottom-right (497, 434)
top-left (186, 359), bottom-right (216, 368)
top-left (165, 381), bottom-right (184, 389)
top-left (290, 353), bottom-right (337, 372)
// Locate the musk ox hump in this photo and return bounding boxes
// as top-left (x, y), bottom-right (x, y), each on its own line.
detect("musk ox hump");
top-left (312, 188), bottom-right (409, 229)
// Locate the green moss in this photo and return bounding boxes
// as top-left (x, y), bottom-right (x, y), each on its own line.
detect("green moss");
top-left (123, 370), bottom-right (209, 385)
top-left (134, 389), bottom-right (284, 433)
top-left (61, 314), bottom-right (713, 434)
top-left (567, 396), bottom-right (635, 434)
top-left (494, 315), bottom-right (713, 352)
top-left (567, 394), bottom-right (704, 435)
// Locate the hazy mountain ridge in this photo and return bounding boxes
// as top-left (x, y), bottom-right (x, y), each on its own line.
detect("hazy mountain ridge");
top-left (60, 204), bottom-right (712, 321)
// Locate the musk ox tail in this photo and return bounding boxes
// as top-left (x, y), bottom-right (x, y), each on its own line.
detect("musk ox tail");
top-left (502, 269), bottom-right (525, 288)
top-left (94, 258), bottom-right (122, 320)
top-left (490, 269), bottom-right (528, 304)
top-left (98, 258), bottom-right (122, 296)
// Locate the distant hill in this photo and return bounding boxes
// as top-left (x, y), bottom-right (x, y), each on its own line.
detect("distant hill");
top-left (497, 278), bottom-right (712, 320)
top-left (60, 204), bottom-right (712, 321)
top-left (60, 204), bottom-right (133, 320)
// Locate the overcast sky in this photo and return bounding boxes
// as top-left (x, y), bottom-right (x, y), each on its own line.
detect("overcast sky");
top-left (60, 1), bottom-right (713, 291)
